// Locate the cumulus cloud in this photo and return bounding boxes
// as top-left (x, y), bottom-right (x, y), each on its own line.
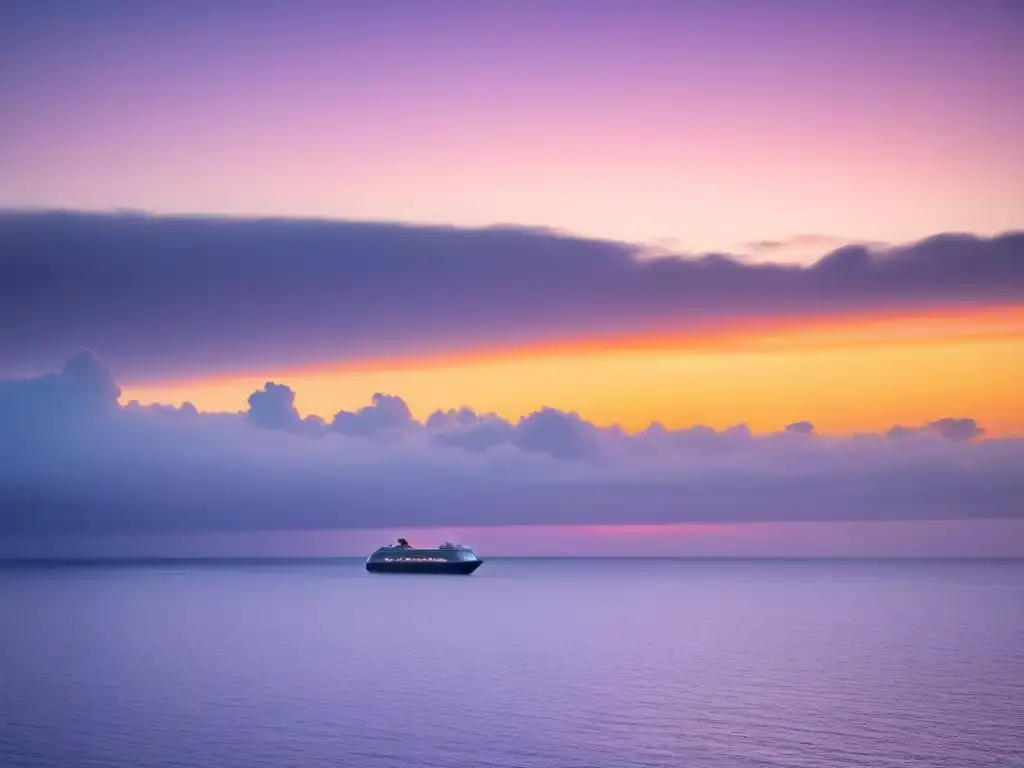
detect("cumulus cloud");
top-left (247, 382), bottom-right (301, 430)
top-left (330, 393), bottom-right (415, 437)
top-left (1, 211), bottom-right (1021, 379)
top-left (1, 353), bottom-right (1021, 536)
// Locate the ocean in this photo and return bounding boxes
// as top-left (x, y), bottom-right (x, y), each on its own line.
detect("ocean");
top-left (2, 558), bottom-right (1022, 768)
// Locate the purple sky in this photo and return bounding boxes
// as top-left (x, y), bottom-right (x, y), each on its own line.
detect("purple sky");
top-left (1, 1), bottom-right (1022, 557)
top-left (2, 0), bottom-right (1021, 252)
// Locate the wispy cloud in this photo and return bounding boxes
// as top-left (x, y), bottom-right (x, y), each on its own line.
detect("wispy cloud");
top-left (738, 234), bottom-right (890, 263)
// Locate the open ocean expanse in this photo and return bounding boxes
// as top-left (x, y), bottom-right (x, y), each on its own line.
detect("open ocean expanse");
top-left (2, 557), bottom-right (1022, 768)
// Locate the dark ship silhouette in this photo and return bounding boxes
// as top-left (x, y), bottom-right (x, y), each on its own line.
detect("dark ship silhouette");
top-left (365, 538), bottom-right (484, 575)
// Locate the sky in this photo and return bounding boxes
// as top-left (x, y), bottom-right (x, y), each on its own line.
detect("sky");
top-left (0, 0), bottom-right (1022, 557)
top-left (1, 0), bottom-right (1022, 253)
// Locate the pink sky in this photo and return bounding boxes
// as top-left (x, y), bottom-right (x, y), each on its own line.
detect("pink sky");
top-left (2, 0), bottom-right (1021, 259)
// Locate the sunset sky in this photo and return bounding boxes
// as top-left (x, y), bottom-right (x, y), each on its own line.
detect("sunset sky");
top-left (0, 0), bottom-right (1021, 556)
top-left (3, 0), bottom-right (1022, 250)
top-left (121, 306), bottom-right (1024, 436)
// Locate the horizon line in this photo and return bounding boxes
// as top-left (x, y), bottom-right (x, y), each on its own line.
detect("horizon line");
top-left (3, 554), bottom-right (1022, 564)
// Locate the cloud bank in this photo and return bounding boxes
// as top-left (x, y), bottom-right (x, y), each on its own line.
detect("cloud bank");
top-left (1, 211), bottom-right (1021, 379)
top-left (1, 352), bottom-right (1021, 536)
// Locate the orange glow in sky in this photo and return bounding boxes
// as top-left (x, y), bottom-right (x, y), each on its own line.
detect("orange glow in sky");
top-left (120, 305), bottom-right (1024, 436)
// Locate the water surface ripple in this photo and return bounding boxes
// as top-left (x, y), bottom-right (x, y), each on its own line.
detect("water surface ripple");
top-left (2, 558), bottom-right (1022, 767)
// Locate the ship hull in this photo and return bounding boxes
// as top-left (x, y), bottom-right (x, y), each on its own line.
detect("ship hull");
top-left (366, 559), bottom-right (484, 575)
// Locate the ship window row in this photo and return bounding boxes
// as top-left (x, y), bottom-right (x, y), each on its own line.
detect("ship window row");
top-left (381, 556), bottom-right (448, 563)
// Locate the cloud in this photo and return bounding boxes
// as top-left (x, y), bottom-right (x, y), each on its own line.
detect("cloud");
top-left (744, 234), bottom-right (848, 251)
top-left (246, 382), bottom-right (325, 435)
top-left (740, 234), bottom-right (861, 254)
top-left (1, 353), bottom-right (1021, 536)
top-left (1, 211), bottom-right (1021, 380)
top-left (887, 418), bottom-right (985, 442)
top-left (785, 421), bottom-right (816, 435)
top-left (247, 382), bottom-right (301, 430)
top-left (330, 393), bottom-right (415, 437)
top-left (0, 349), bottom-right (121, 433)
top-left (738, 234), bottom-right (891, 259)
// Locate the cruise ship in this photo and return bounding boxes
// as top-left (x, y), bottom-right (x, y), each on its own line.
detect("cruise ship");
top-left (365, 538), bottom-right (484, 575)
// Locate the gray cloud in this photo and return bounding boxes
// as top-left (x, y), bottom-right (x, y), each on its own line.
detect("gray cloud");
top-left (246, 382), bottom-right (325, 435)
top-left (1, 353), bottom-right (1021, 536)
top-left (1, 211), bottom-right (1021, 380)
top-left (785, 421), bottom-right (816, 435)
top-left (887, 418), bottom-right (985, 442)
top-left (330, 393), bottom-right (416, 437)
top-left (247, 382), bottom-right (301, 431)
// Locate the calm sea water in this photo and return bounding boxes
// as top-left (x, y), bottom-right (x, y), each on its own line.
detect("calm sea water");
top-left (2, 558), bottom-right (1022, 768)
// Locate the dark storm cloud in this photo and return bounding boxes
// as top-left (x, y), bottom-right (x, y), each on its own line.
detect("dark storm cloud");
top-left (1, 353), bottom-right (1021, 536)
top-left (1, 211), bottom-right (1021, 380)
